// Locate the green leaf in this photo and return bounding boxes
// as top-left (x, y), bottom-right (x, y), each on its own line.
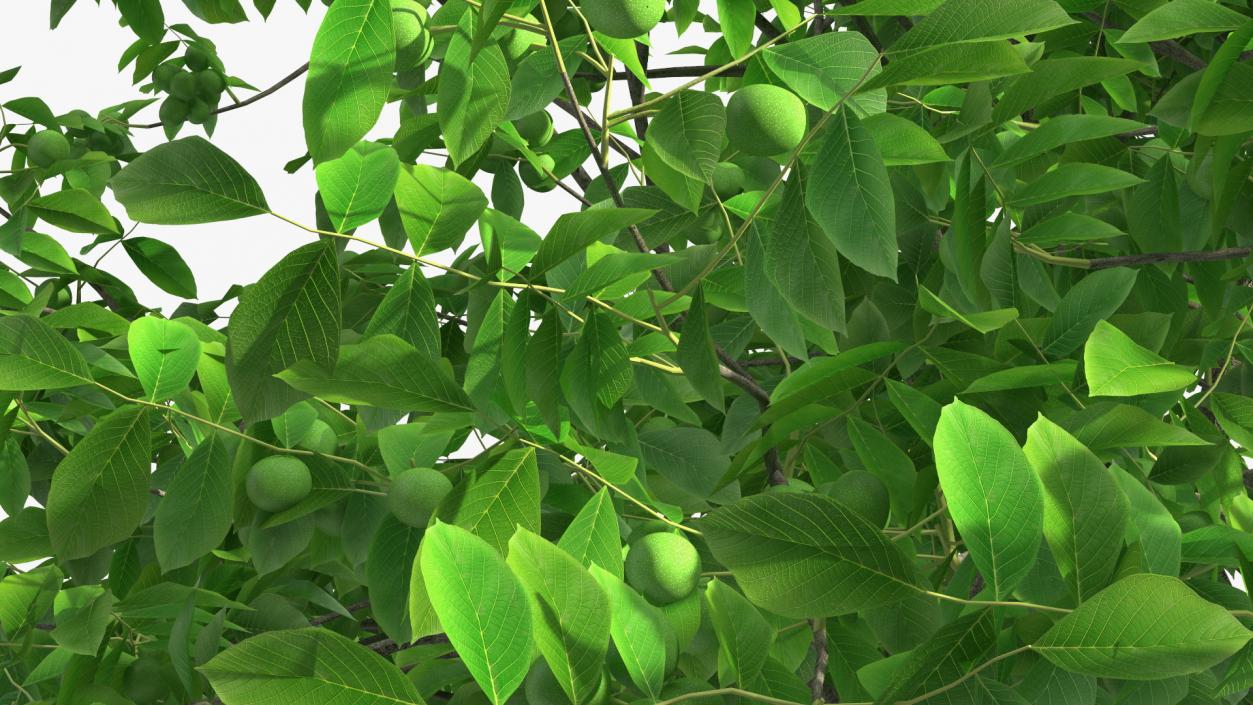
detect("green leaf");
top-left (122, 237), bottom-right (199, 298)
top-left (1034, 574), bottom-right (1251, 679)
top-left (421, 522), bottom-right (533, 705)
top-left (50, 586), bottom-right (115, 656)
top-left (394, 164), bottom-right (489, 255)
top-left (873, 609), bottom-right (996, 705)
top-left (1008, 164), bottom-right (1145, 207)
top-left (890, 0), bottom-right (1074, 52)
top-left (507, 528), bottom-right (611, 705)
top-left (302, 0), bottom-right (394, 163)
top-left (365, 266), bottom-right (441, 360)
top-left (315, 140), bottom-right (400, 233)
top-left (438, 16), bottom-right (511, 165)
top-left (962, 361), bottom-right (1078, 394)
top-left (439, 447), bottom-right (540, 554)
top-left (27, 188), bottom-right (120, 234)
top-left (200, 627), bottom-right (424, 704)
top-left (154, 433), bottom-right (234, 572)
top-left (1020, 213), bottom-right (1125, 247)
top-left (676, 286), bottom-right (725, 409)
top-left (532, 207), bottom-right (657, 276)
top-left (919, 285), bottom-right (1018, 333)
top-left (110, 137), bottom-right (269, 224)
top-left (992, 57), bottom-right (1141, 123)
top-left (128, 316), bottom-right (201, 401)
top-left (1119, 0), bottom-right (1249, 43)
top-left (995, 115), bottom-right (1147, 166)
top-left (705, 578), bottom-right (774, 683)
top-left (860, 40), bottom-right (1030, 90)
top-left (861, 113), bottom-right (948, 165)
top-left (589, 565), bottom-right (670, 699)
top-left (766, 172), bottom-right (845, 332)
top-left (639, 427), bottom-right (730, 498)
top-left (807, 108), bottom-right (897, 281)
top-left (933, 399), bottom-right (1043, 598)
top-left (0, 314), bottom-right (93, 391)
top-left (46, 405), bottom-right (151, 560)
top-left (278, 334), bottom-right (472, 412)
top-left (1041, 268), bottom-right (1138, 357)
top-left (762, 31), bottom-right (885, 113)
top-left (558, 488), bottom-right (624, 579)
top-left (1083, 320), bottom-right (1196, 397)
top-left (648, 90), bottom-right (725, 183)
top-left (226, 240), bottom-right (341, 423)
top-left (701, 492), bottom-right (918, 618)
top-left (367, 515), bottom-right (423, 643)
top-left (1024, 415), bottom-right (1128, 602)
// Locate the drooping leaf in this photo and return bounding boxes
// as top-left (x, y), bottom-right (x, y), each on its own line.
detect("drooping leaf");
top-left (1034, 574), bottom-right (1251, 679)
top-left (302, 0), bottom-right (395, 163)
top-left (154, 433), bottom-right (234, 572)
top-left (110, 137), bottom-right (269, 223)
top-left (421, 522), bottom-right (533, 705)
top-left (393, 164), bottom-right (489, 255)
top-left (46, 405), bottom-right (151, 560)
top-left (701, 492), bottom-right (918, 618)
top-left (0, 315), bottom-right (93, 391)
top-left (200, 627), bottom-right (424, 704)
top-left (128, 316), bottom-right (201, 401)
top-left (1083, 320), bottom-right (1196, 397)
top-left (933, 399), bottom-right (1043, 598)
top-left (315, 140), bottom-right (400, 232)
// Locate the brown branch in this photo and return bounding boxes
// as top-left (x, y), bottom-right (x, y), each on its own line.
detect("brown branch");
top-left (1088, 247), bottom-right (1251, 270)
top-left (127, 62), bottom-right (310, 129)
top-left (1082, 12), bottom-right (1206, 70)
top-left (309, 599), bottom-right (371, 626)
top-left (809, 619), bottom-right (830, 702)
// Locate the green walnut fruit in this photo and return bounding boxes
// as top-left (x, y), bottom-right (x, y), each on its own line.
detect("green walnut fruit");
top-left (514, 111), bottom-right (554, 146)
top-left (520, 154), bottom-right (558, 192)
top-left (393, 0), bottom-right (434, 67)
top-left (123, 658), bottom-right (170, 703)
top-left (185, 45), bottom-right (210, 71)
top-left (712, 162), bottom-right (745, 199)
top-left (738, 155), bottom-right (780, 191)
top-left (246, 456), bottom-right (312, 513)
top-left (187, 99), bottom-right (213, 125)
top-left (581, 0), bottom-right (665, 39)
top-left (160, 97), bottom-right (190, 125)
top-left (824, 470), bottom-right (889, 527)
top-left (169, 71), bottom-right (199, 101)
top-left (727, 84), bottom-right (807, 157)
top-left (196, 69), bottom-right (225, 98)
top-left (26, 129), bottom-right (69, 168)
top-left (625, 531), bottom-right (700, 605)
top-left (388, 467), bottom-right (453, 527)
top-left (153, 61), bottom-right (181, 89)
top-left (299, 419), bottom-right (337, 454)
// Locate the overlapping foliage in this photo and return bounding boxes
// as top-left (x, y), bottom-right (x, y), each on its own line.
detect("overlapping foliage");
top-left (1, 0), bottom-right (1252, 703)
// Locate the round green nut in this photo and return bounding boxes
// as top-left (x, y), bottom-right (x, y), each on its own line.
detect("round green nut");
top-left (624, 531), bottom-right (700, 605)
top-left (159, 97), bottom-right (190, 125)
top-left (246, 456), bottom-right (312, 513)
top-left (520, 154), bottom-right (558, 192)
top-left (26, 129), bottom-right (70, 167)
top-left (184, 45), bottom-right (210, 71)
top-left (581, 0), bottom-right (665, 39)
top-left (196, 69), bottom-right (225, 98)
top-left (388, 467), bottom-right (453, 527)
top-left (169, 71), bottom-right (199, 101)
top-left (514, 111), bottom-right (554, 147)
top-left (187, 99), bottom-right (213, 125)
top-left (299, 419), bottom-right (338, 454)
top-left (153, 61), bottom-right (181, 90)
top-left (711, 162), bottom-right (745, 199)
top-left (823, 470), bottom-right (889, 527)
top-left (392, 0), bottom-right (434, 67)
top-left (726, 84), bottom-right (807, 157)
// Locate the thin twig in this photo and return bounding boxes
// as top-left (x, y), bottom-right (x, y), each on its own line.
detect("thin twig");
top-left (124, 62), bottom-right (310, 129)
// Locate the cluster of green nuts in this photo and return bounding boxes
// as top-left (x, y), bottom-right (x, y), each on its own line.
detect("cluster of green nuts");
top-left (154, 45), bottom-right (226, 127)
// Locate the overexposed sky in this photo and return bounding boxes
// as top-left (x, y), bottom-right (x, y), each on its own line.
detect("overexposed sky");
top-left (1, 1), bottom-right (721, 312)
